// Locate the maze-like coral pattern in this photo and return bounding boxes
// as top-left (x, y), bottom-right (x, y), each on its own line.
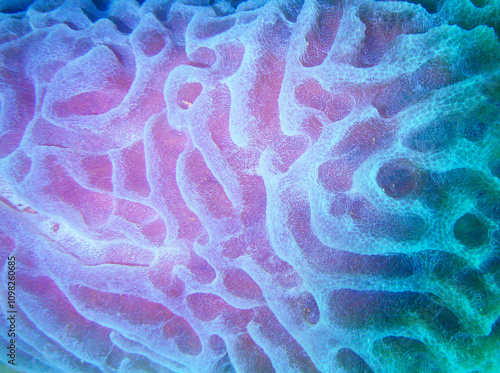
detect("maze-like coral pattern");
top-left (0, 0), bottom-right (499, 372)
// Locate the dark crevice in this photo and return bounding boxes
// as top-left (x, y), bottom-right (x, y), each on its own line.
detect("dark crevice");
top-left (230, 0), bottom-right (247, 9)
top-left (280, 0), bottom-right (304, 23)
top-left (82, 8), bottom-right (101, 23)
top-left (336, 348), bottom-right (374, 373)
top-left (375, 0), bottom-right (442, 14)
top-left (91, 0), bottom-right (112, 12)
top-left (0, 0), bottom-right (36, 13)
top-left (470, 0), bottom-right (487, 7)
top-left (109, 17), bottom-right (133, 34)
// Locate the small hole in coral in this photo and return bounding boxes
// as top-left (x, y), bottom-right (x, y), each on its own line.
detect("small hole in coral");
top-left (470, 0), bottom-right (487, 7)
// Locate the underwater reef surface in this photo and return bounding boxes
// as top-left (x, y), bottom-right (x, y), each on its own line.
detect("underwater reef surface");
top-left (0, 0), bottom-right (499, 371)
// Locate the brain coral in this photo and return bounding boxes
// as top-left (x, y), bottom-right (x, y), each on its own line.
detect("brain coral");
top-left (0, 0), bottom-right (499, 372)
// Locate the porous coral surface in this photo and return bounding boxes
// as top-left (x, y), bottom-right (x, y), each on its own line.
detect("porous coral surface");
top-left (0, 0), bottom-right (499, 372)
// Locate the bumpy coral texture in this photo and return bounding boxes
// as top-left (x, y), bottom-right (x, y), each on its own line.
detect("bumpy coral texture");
top-left (0, 0), bottom-right (500, 371)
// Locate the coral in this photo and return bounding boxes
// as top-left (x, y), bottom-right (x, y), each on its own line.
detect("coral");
top-left (0, 0), bottom-right (499, 372)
